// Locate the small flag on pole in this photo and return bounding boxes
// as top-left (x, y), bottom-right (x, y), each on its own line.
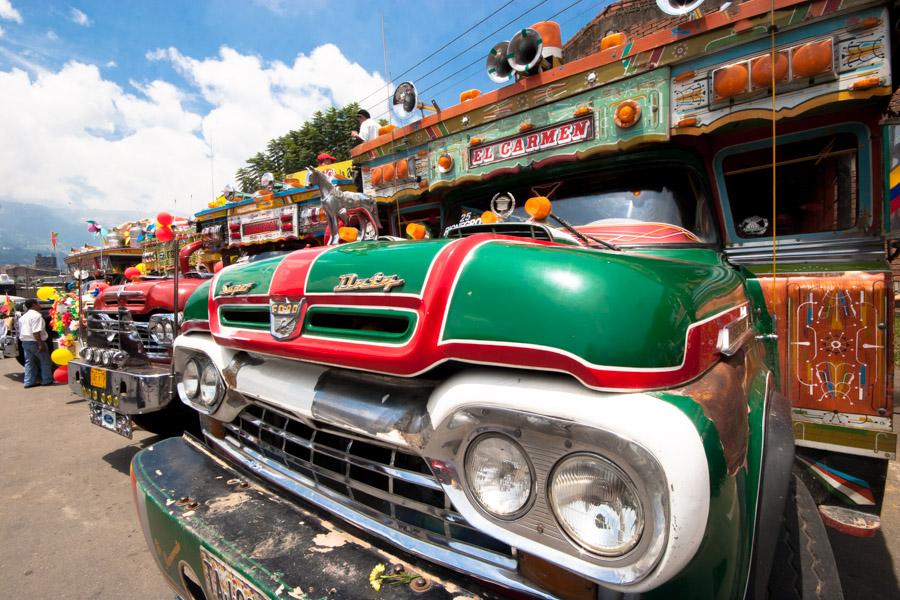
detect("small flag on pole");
top-left (50, 231), bottom-right (58, 250)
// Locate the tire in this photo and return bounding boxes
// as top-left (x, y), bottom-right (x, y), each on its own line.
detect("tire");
top-left (767, 475), bottom-right (844, 600)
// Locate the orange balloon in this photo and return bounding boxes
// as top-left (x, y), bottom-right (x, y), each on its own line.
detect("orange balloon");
top-left (405, 223), bottom-right (427, 240)
top-left (481, 211), bottom-right (498, 224)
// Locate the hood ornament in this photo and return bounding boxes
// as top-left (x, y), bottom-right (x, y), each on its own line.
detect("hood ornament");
top-left (307, 167), bottom-right (379, 245)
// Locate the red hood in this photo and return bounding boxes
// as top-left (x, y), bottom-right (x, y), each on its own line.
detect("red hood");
top-left (95, 277), bottom-right (207, 315)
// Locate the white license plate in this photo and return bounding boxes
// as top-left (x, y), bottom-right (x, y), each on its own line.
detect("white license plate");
top-left (200, 547), bottom-right (266, 600)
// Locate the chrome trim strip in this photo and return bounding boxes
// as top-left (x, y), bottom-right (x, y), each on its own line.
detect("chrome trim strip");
top-left (205, 434), bottom-right (554, 599)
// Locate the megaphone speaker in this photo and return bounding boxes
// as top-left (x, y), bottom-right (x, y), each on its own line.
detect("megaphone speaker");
top-left (486, 40), bottom-right (513, 83)
top-left (508, 28), bottom-right (543, 73)
top-left (656, 0), bottom-right (705, 16)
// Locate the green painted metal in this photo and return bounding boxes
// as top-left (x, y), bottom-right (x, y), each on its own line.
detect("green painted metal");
top-left (213, 254), bottom-right (285, 297)
top-left (306, 239), bottom-right (451, 295)
top-left (303, 305), bottom-right (417, 343)
top-left (428, 69), bottom-right (671, 188)
top-left (183, 280), bottom-right (210, 322)
top-left (442, 243), bottom-right (742, 368)
top-left (743, 262), bottom-right (889, 274)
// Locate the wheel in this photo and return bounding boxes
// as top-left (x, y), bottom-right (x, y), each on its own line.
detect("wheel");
top-left (767, 475), bottom-right (844, 599)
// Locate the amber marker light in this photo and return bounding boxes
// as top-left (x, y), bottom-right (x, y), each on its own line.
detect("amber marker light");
top-left (481, 210), bottom-right (499, 224)
top-left (459, 89), bottom-right (481, 102)
top-left (395, 159), bottom-right (409, 179)
top-left (751, 52), bottom-right (788, 88)
top-left (791, 39), bottom-right (833, 79)
top-left (676, 117), bottom-right (699, 128)
top-left (614, 100), bottom-right (641, 128)
top-left (525, 196), bottom-right (552, 221)
top-left (437, 154), bottom-right (454, 173)
top-left (713, 62), bottom-right (749, 100)
top-left (378, 124), bottom-right (396, 136)
top-left (573, 106), bottom-right (592, 117)
top-left (519, 121), bottom-right (534, 132)
top-left (406, 223), bottom-right (427, 239)
top-left (382, 163), bottom-right (396, 183)
top-left (600, 32), bottom-right (625, 50)
top-left (469, 137), bottom-right (483, 146)
top-left (370, 166), bottom-right (383, 186)
top-left (850, 77), bottom-right (882, 90)
top-left (339, 227), bottom-right (359, 242)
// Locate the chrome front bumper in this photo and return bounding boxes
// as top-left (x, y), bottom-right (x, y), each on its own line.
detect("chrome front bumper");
top-left (68, 360), bottom-right (173, 414)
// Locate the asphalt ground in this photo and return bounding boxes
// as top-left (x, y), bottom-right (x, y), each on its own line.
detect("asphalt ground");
top-left (0, 355), bottom-right (898, 599)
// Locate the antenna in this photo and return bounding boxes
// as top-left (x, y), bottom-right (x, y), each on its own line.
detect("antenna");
top-left (381, 14), bottom-right (392, 125)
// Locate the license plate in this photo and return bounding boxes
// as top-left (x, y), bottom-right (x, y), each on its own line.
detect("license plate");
top-left (90, 367), bottom-right (107, 389)
top-left (200, 547), bottom-right (266, 600)
top-left (88, 400), bottom-right (133, 439)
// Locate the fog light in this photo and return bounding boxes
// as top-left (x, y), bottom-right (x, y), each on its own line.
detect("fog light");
top-left (101, 350), bottom-right (112, 366)
top-left (549, 453), bottom-right (643, 556)
top-left (465, 434), bottom-right (533, 518)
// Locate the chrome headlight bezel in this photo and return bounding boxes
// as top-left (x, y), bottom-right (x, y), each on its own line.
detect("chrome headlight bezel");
top-left (148, 313), bottom-right (176, 344)
top-left (176, 351), bottom-right (224, 413)
top-left (182, 358), bottom-right (201, 400)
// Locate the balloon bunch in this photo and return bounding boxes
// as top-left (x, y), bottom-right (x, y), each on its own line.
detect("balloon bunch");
top-left (155, 211), bottom-right (175, 243)
top-left (49, 292), bottom-right (80, 350)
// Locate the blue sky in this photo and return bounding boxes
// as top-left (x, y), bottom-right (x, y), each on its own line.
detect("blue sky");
top-left (0, 0), bottom-right (612, 234)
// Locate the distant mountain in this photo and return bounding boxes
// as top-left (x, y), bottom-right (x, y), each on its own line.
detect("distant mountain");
top-left (0, 199), bottom-right (143, 264)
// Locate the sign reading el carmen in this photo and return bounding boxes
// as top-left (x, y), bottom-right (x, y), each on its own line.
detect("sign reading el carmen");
top-left (468, 116), bottom-right (594, 168)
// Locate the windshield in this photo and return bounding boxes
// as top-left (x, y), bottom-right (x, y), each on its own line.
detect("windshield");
top-left (443, 164), bottom-right (716, 245)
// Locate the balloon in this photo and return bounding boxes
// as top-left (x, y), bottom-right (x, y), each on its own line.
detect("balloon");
top-left (156, 226), bottom-right (174, 242)
top-left (100, 227), bottom-right (108, 236)
top-left (124, 267), bottom-right (141, 280)
top-left (135, 263), bottom-right (147, 274)
top-left (90, 288), bottom-right (100, 297)
top-left (87, 223), bottom-right (99, 233)
top-left (53, 365), bottom-right (68, 384)
top-left (89, 281), bottom-right (109, 291)
top-left (37, 286), bottom-right (58, 301)
top-left (213, 260), bottom-right (224, 273)
top-left (157, 211), bottom-right (174, 226)
top-left (51, 347), bottom-right (74, 366)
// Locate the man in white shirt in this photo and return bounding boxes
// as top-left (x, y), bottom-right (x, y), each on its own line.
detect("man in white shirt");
top-left (18, 299), bottom-right (53, 387)
top-left (351, 109), bottom-right (380, 143)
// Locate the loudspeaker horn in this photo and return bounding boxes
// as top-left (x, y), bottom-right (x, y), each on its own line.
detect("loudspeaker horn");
top-left (391, 81), bottom-right (438, 122)
top-left (507, 27), bottom-right (543, 73)
top-left (656, 0), bottom-right (705, 16)
top-left (486, 40), bottom-right (513, 83)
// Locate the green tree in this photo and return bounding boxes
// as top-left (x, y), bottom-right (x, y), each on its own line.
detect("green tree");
top-left (235, 103), bottom-right (361, 192)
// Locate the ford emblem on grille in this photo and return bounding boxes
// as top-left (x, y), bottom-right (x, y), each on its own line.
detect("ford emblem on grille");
top-left (270, 297), bottom-right (306, 341)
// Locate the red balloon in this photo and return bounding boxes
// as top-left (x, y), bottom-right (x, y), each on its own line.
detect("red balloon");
top-left (156, 226), bottom-right (174, 242)
top-left (213, 260), bottom-right (224, 273)
top-left (157, 211), bottom-right (174, 226)
top-left (53, 365), bottom-right (68, 384)
top-left (89, 281), bottom-right (109, 291)
top-left (124, 267), bottom-right (141, 280)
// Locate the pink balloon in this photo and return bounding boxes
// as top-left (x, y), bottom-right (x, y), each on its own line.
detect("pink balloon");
top-left (156, 226), bottom-right (174, 242)
top-left (157, 211), bottom-right (174, 226)
top-left (213, 260), bottom-right (224, 273)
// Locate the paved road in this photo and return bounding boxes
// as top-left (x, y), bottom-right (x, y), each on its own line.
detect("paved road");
top-left (0, 354), bottom-right (899, 599)
top-left (0, 358), bottom-right (172, 599)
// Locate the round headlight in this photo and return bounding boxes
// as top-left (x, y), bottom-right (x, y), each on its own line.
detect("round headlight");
top-left (150, 320), bottom-right (166, 340)
top-left (465, 434), bottom-right (533, 518)
top-left (198, 362), bottom-right (223, 407)
top-left (549, 454), bottom-right (643, 556)
top-left (101, 350), bottom-right (112, 366)
top-left (83, 347), bottom-right (94, 362)
top-left (113, 351), bottom-right (128, 367)
top-left (182, 359), bottom-right (201, 399)
top-left (163, 321), bottom-right (175, 340)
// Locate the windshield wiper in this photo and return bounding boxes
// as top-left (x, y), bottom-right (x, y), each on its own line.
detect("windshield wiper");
top-left (548, 213), bottom-right (621, 252)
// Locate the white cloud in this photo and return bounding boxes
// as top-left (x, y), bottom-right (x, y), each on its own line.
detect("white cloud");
top-left (70, 7), bottom-right (90, 27)
top-left (0, 45), bottom-right (386, 216)
top-left (105, 60), bottom-right (116, 68)
top-left (46, 30), bottom-right (58, 41)
top-left (0, 25), bottom-right (5, 37)
top-left (0, 0), bottom-right (22, 23)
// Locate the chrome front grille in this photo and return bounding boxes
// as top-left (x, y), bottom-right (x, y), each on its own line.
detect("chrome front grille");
top-left (86, 311), bottom-right (168, 359)
top-left (223, 403), bottom-right (514, 563)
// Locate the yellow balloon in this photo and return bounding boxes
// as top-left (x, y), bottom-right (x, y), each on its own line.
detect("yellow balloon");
top-left (51, 347), bottom-right (74, 366)
top-left (135, 263), bottom-right (147, 274)
top-left (37, 286), bottom-right (58, 301)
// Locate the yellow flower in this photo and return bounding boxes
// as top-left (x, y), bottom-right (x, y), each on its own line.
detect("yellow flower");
top-left (369, 563), bottom-right (385, 592)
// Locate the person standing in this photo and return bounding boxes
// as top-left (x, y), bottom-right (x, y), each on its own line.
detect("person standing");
top-left (19, 299), bottom-right (53, 388)
top-left (351, 109), bottom-right (380, 143)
